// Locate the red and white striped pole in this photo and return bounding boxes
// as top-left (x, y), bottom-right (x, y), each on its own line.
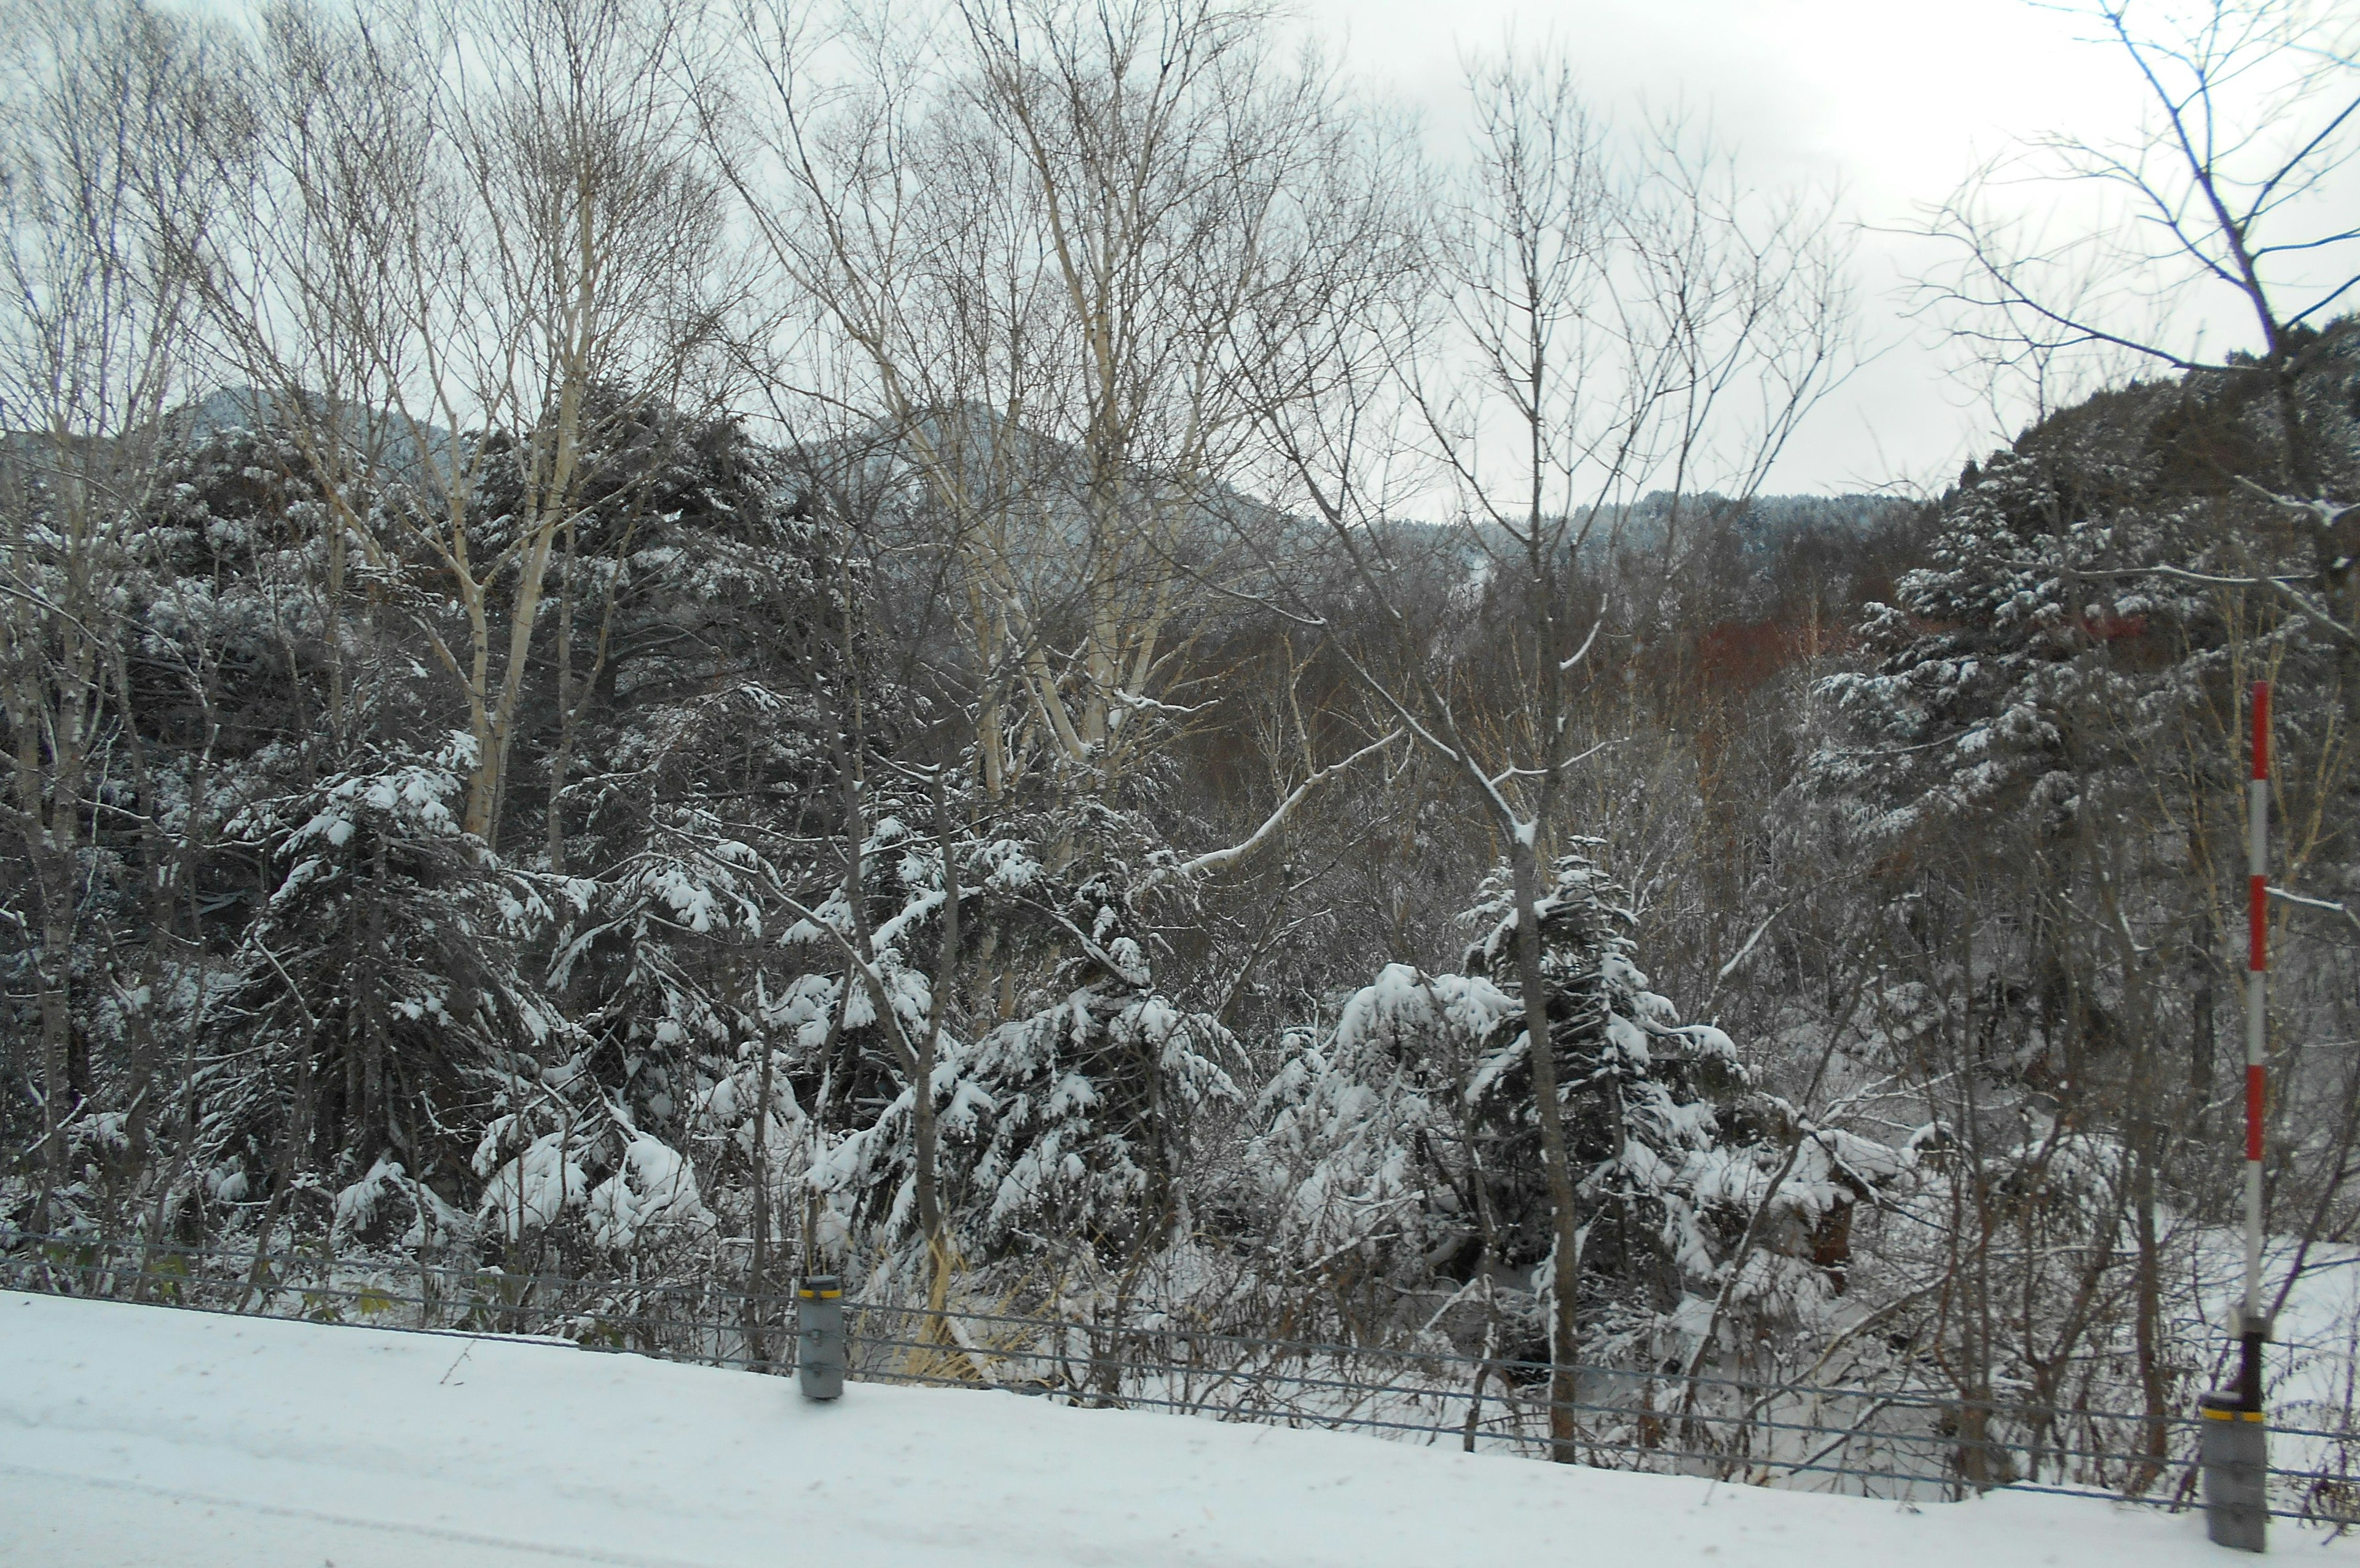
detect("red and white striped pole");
top-left (2240, 679), bottom-right (2271, 1409)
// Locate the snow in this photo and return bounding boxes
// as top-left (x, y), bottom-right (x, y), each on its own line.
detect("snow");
top-left (2190, 1231), bottom-right (2360, 1438)
top-left (586, 1132), bottom-right (715, 1251)
top-left (473, 1128), bottom-right (588, 1240)
top-left (2, 1290), bottom-right (2336, 1567)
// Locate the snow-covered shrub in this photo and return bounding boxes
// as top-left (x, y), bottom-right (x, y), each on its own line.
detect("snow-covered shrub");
top-left (1254, 849), bottom-right (1894, 1360)
top-left (793, 815), bottom-right (1240, 1271)
top-left (332, 1154), bottom-right (474, 1250)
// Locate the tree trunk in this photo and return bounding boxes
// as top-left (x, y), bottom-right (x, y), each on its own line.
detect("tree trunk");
top-left (749, 1014), bottom-right (776, 1366)
top-left (915, 761), bottom-right (960, 1311)
top-left (2130, 1118), bottom-right (2170, 1491)
top-left (2190, 947), bottom-right (2216, 1134)
top-left (36, 888), bottom-right (77, 1205)
top-left (362, 829), bottom-right (389, 1158)
top-left (1507, 843), bottom-right (1583, 1463)
top-left (547, 528), bottom-right (577, 874)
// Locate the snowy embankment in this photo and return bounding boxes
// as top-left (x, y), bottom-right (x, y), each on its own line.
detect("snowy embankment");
top-left (0, 1291), bottom-right (2335, 1568)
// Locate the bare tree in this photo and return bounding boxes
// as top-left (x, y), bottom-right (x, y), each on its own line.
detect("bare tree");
top-left (0, 0), bottom-right (224, 1207)
top-left (1915, 1), bottom-right (2360, 1402)
top-left (1249, 53), bottom-right (1855, 1459)
top-left (1922, 0), bottom-right (2360, 662)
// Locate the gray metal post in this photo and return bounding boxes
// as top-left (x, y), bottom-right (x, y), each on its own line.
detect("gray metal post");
top-left (2200, 1389), bottom-right (2268, 1553)
top-left (796, 1275), bottom-right (846, 1401)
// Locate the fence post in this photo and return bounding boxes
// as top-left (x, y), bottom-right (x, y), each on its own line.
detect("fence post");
top-left (796, 1274), bottom-right (845, 1401)
top-left (2199, 1391), bottom-right (2268, 1552)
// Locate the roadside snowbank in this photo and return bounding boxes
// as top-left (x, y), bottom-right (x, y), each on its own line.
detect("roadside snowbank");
top-left (0, 1290), bottom-right (2336, 1567)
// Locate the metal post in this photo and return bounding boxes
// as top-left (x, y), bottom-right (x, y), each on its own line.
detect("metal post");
top-left (2246, 679), bottom-right (2265, 1377)
top-left (796, 1274), bottom-right (846, 1401)
top-left (2203, 680), bottom-right (2272, 1551)
top-left (2242, 680), bottom-right (2271, 1397)
top-left (2201, 1392), bottom-right (2269, 1553)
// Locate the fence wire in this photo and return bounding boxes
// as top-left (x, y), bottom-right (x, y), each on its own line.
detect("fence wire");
top-left (4, 1229), bottom-right (2353, 1531)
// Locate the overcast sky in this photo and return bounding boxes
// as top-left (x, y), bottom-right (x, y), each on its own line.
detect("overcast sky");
top-left (1287, 0), bottom-right (2166, 495)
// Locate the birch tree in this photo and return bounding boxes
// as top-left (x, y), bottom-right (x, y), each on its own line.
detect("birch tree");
top-left (194, 0), bottom-right (727, 855)
top-left (709, 0), bottom-right (1352, 811)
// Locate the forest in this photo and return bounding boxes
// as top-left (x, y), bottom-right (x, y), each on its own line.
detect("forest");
top-left (3, 0), bottom-right (2358, 1479)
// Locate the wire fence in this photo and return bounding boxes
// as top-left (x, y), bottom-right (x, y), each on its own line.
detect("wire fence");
top-left (6, 1228), bottom-right (2355, 1532)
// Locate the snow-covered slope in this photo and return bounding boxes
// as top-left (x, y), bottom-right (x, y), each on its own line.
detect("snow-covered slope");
top-left (0, 1290), bottom-right (2335, 1567)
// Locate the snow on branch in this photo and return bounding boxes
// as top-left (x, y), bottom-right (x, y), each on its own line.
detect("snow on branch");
top-left (1556, 611), bottom-right (1605, 673)
top-left (1714, 901), bottom-right (1793, 987)
top-left (1148, 729), bottom-right (1406, 888)
top-left (1105, 688), bottom-right (1210, 719)
top-left (2233, 477), bottom-right (2359, 543)
top-left (2267, 885), bottom-right (2360, 938)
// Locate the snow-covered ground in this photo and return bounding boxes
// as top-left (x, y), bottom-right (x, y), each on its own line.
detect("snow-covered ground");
top-left (1, 1289), bottom-right (2344, 1567)
top-left (2194, 1234), bottom-right (2360, 1432)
